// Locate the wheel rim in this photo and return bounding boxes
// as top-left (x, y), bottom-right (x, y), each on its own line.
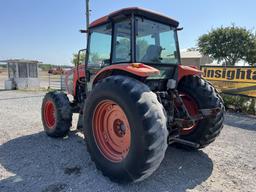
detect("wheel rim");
top-left (179, 93), bottom-right (199, 135)
top-left (44, 100), bottom-right (56, 129)
top-left (92, 100), bottom-right (131, 163)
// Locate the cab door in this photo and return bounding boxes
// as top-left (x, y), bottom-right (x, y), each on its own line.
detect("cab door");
top-left (86, 23), bottom-right (112, 92)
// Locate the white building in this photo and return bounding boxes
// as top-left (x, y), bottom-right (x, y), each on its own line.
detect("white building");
top-left (180, 51), bottom-right (213, 67)
top-left (0, 59), bottom-right (40, 90)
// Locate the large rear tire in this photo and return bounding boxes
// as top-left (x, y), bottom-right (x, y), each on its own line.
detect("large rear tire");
top-left (177, 76), bottom-right (224, 149)
top-left (84, 75), bottom-right (168, 183)
top-left (41, 91), bottom-right (72, 137)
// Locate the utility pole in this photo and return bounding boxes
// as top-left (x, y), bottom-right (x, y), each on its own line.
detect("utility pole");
top-left (86, 0), bottom-right (90, 30)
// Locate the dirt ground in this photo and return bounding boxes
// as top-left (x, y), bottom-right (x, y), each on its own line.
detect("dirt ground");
top-left (0, 90), bottom-right (256, 192)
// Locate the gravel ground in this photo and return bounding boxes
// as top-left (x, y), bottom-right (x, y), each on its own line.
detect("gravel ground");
top-left (0, 90), bottom-right (256, 192)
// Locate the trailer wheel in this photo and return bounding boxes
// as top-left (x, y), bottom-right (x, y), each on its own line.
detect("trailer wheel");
top-left (177, 76), bottom-right (224, 149)
top-left (42, 92), bottom-right (72, 137)
top-left (84, 75), bottom-right (168, 183)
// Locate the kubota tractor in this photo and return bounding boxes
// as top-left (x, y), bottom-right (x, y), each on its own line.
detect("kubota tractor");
top-left (42, 7), bottom-right (224, 183)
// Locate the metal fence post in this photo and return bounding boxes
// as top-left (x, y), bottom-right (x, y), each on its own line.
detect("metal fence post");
top-left (48, 73), bottom-right (50, 89)
top-left (60, 75), bottom-right (65, 91)
top-left (60, 75), bottom-right (63, 90)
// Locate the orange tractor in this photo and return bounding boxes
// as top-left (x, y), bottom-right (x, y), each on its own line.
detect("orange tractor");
top-left (42, 8), bottom-right (224, 183)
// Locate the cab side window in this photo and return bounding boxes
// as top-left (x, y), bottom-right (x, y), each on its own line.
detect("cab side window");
top-left (88, 24), bottom-right (112, 67)
top-left (112, 19), bottom-right (131, 63)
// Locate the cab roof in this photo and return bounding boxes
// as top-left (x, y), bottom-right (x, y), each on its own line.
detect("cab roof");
top-left (89, 7), bottom-right (179, 28)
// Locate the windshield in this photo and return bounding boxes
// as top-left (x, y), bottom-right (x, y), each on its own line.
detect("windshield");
top-left (135, 17), bottom-right (179, 65)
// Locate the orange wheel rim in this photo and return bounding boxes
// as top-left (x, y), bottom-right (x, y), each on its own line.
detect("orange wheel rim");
top-left (44, 100), bottom-right (56, 129)
top-left (179, 93), bottom-right (199, 135)
top-left (92, 100), bottom-right (131, 163)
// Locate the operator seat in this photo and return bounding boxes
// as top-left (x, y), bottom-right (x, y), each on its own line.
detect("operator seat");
top-left (141, 45), bottom-right (162, 63)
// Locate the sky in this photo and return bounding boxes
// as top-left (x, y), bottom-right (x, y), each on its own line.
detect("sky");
top-left (0, 0), bottom-right (256, 66)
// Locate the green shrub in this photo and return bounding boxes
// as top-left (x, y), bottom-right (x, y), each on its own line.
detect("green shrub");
top-left (221, 94), bottom-right (256, 115)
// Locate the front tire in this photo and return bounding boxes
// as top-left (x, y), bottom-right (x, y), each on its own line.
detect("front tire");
top-left (177, 76), bottom-right (224, 149)
top-left (84, 75), bottom-right (168, 183)
top-left (41, 91), bottom-right (72, 137)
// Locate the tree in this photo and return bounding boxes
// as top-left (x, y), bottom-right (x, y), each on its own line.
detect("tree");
top-left (198, 25), bottom-right (256, 66)
top-left (39, 64), bottom-right (52, 71)
top-left (246, 37), bottom-right (256, 65)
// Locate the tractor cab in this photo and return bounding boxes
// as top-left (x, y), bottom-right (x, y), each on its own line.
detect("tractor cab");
top-left (84, 7), bottom-right (182, 91)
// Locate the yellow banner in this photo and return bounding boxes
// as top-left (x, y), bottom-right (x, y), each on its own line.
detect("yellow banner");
top-left (200, 66), bottom-right (256, 97)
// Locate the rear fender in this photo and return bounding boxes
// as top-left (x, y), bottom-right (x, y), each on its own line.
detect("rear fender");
top-left (92, 63), bottom-right (160, 85)
top-left (178, 65), bottom-right (202, 82)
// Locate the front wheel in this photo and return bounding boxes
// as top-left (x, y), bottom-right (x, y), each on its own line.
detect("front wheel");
top-left (84, 75), bottom-right (168, 183)
top-left (177, 76), bottom-right (224, 149)
top-left (41, 92), bottom-right (72, 137)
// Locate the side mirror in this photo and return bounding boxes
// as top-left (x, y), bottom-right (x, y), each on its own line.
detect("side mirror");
top-left (175, 27), bottom-right (183, 31)
top-left (76, 49), bottom-right (87, 66)
top-left (80, 29), bottom-right (88, 33)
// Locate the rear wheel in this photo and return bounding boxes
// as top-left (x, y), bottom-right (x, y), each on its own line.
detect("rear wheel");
top-left (92, 100), bottom-right (131, 162)
top-left (42, 92), bottom-right (72, 137)
top-left (177, 76), bottom-right (224, 149)
top-left (84, 75), bottom-right (168, 183)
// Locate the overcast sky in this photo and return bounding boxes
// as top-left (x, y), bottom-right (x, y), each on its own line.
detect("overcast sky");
top-left (0, 0), bottom-right (255, 65)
